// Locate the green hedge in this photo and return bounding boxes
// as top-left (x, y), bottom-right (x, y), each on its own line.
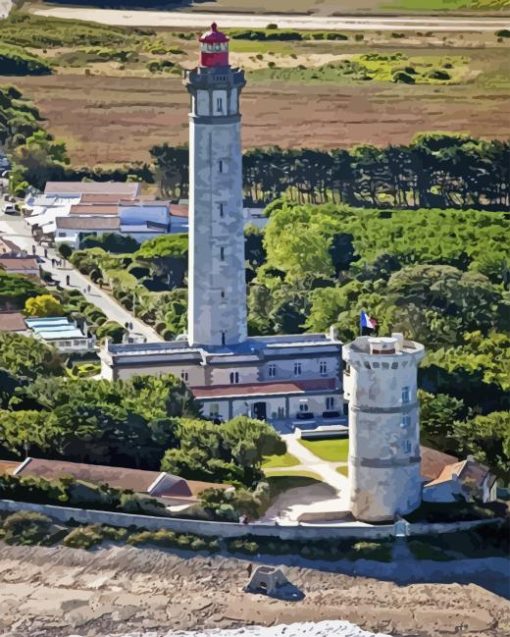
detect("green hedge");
top-left (0, 45), bottom-right (52, 76)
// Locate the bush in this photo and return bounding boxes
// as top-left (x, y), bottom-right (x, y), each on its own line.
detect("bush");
top-left (58, 243), bottom-right (73, 259)
top-left (63, 524), bottom-right (104, 549)
top-left (0, 45), bottom-right (52, 76)
top-left (393, 71), bottom-right (415, 84)
top-left (408, 539), bottom-right (452, 561)
top-left (428, 69), bottom-right (451, 81)
top-left (496, 29), bottom-right (510, 38)
top-left (2, 510), bottom-right (53, 545)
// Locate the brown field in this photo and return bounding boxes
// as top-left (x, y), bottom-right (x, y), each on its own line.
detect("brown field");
top-left (4, 65), bottom-right (509, 167)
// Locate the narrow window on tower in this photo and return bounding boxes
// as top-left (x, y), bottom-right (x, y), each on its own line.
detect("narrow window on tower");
top-left (401, 386), bottom-right (411, 404)
top-left (320, 361), bottom-right (327, 375)
top-left (220, 247), bottom-right (225, 261)
top-left (220, 289), bottom-right (225, 301)
top-left (230, 371), bottom-right (240, 384)
top-left (268, 363), bottom-right (276, 378)
top-left (294, 362), bottom-right (302, 376)
top-left (218, 202), bottom-right (224, 217)
top-left (218, 160), bottom-right (223, 173)
top-left (221, 331), bottom-right (226, 346)
top-left (216, 97), bottom-right (223, 114)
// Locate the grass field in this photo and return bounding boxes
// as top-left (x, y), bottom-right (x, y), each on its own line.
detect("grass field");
top-left (261, 451), bottom-right (300, 468)
top-left (3, 13), bottom-right (509, 167)
top-left (299, 438), bottom-right (350, 462)
top-left (265, 473), bottom-right (324, 500)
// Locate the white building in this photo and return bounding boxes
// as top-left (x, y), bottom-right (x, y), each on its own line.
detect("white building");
top-left (25, 316), bottom-right (96, 354)
top-left (99, 24), bottom-right (344, 426)
top-left (343, 334), bottom-right (425, 522)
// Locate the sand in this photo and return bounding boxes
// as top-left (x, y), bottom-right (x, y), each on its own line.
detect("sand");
top-left (0, 543), bottom-right (509, 637)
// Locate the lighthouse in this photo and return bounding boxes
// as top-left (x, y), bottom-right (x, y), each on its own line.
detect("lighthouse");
top-left (184, 24), bottom-right (247, 348)
top-left (343, 334), bottom-right (425, 522)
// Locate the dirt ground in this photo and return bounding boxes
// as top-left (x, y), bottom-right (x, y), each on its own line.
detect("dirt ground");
top-left (4, 70), bottom-right (510, 167)
top-left (0, 543), bottom-right (509, 636)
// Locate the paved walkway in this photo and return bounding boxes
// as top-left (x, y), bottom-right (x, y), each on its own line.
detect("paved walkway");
top-left (0, 214), bottom-right (162, 342)
top-left (283, 433), bottom-right (350, 493)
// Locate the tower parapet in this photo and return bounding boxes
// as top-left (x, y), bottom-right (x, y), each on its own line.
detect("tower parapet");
top-left (184, 24), bottom-right (247, 348)
top-left (343, 334), bottom-right (425, 522)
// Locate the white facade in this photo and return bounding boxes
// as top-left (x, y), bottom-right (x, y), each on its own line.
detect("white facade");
top-left (343, 334), bottom-right (425, 522)
top-left (186, 65), bottom-right (247, 347)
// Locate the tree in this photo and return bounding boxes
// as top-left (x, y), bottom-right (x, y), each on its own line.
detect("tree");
top-left (452, 412), bottom-right (510, 482)
top-left (0, 333), bottom-right (63, 380)
top-left (418, 390), bottom-right (467, 452)
top-left (58, 243), bottom-right (73, 259)
top-left (10, 129), bottom-right (69, 191)
top-left (95, 321), bottom-right (126, 344)
top-left (24, 294), bottom-right (63, 317)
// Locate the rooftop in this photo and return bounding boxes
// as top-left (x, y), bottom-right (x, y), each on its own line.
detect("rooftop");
top-left (0, 257), bottom-right (39, 271)
top-left (0, 312), bottom-right (27, 333)
top-left (56, 216), bottom-right (120, 231)
top-left (25, 316), bottom-right (87, 340)
top-left (420, 446), bottom-right (459, 482)
top-left (191, 378), bottom-right (337, 399)
top-left (426, 458), bottom-right (494, 488)
top-left (69, 204), bottom-right (120, 215)
top-left (45, 181), bottom-right (141, 197)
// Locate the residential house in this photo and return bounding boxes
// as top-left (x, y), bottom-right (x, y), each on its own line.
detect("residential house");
top-left (0, 256), bottom-right (40, 279)
top-left (423, 457), bottom-right (498, 504)
top-left (0, 311), bottom-right (29, 334)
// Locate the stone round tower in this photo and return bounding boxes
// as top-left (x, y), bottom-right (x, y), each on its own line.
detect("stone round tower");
top-left (342, 334), bottom-right (425, 522)
top-left (184, 23), bottom-right (247, 348)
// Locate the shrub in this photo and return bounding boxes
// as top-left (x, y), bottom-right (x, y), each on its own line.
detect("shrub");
top-left (428, 69), bottom-right (451, 81)
top-left (496, 29), bottom-right (510, 38)
top-left (2, 511), bottom-right (53, 545)
top-left (0, 45), bottom-right (52, 76)
top-left (325, 32), bottom-right (348, 41)
top-left (63, 525), bottom-right (104, 549)
top-left (354, 34), bottom-right (364, 42)
top-left (392, 71), bottom-right (415, 84)
top-left (408, 540), bottom-right (452, 561)
top-left (58, 243), bottom-right (73, 259)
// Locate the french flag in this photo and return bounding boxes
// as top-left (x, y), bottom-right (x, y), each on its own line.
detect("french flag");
top-left (360, 310), bottom-right (377, 332)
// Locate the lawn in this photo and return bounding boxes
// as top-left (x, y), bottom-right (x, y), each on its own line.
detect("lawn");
top-left (265, 473), bottom-right (324, 500)
top-left (299, 438), bottom-right (349, 462)
top-left (262, 451), bottom-right (300, 469)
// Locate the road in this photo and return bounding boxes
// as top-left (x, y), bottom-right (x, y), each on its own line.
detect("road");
top-left (0, 213), bottom-right (162, 342)
top-left (32, 7), bottom-right (510, 31)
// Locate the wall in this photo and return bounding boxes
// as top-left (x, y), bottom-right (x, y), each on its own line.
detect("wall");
top-left (0, 499), bottom-right (499, 541)
top-left (120, 204), bottom-right (169, 226)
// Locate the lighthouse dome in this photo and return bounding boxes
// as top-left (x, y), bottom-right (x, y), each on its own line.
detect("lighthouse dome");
top-left (199, 23), bottom-right (229, 67)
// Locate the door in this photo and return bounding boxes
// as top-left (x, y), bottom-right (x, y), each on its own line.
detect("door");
top-left (253, 401), bottom-right (267, 420)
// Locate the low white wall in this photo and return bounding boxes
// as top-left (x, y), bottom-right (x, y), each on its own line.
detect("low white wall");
top-left (0, 500), bottom-right (499, 541)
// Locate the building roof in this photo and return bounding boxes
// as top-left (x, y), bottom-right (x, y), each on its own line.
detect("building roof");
top-left (426, 458), bottom-right (494, 489)
top-left (0, 237), bottom-right (22, 255)
top-left (13, 457), bottom-right (230, 501)
top-left (79, 193), bottom-right (127, 204)
top-left (56, 216), bottom-right (120, 231)
top-left (45, 182), bottom-right (140, 197)
top-left (170, 204), bottom-right (189, 218)
top-left (420, 446), bottom-right (459, 481)
top-left (191, 378), bottom-right (337, 400)
top-left (25, 316), bottom-right (87, 340)
top-left (69, 204), bottom-right (120, 215)
top-left (0, 460), bottom-right (19, 476)
top-left (0, 312), bottom-right (27, 333)
top-left (0, 256), bottom-right (39, 272)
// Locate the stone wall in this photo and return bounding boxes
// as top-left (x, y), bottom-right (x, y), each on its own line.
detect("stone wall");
top-left (0, 499), bottom-right (499, 541)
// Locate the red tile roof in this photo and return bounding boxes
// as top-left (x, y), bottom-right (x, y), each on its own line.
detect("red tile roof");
top-left (0, 237), bottom-right (22, 254)
top-left (45, 182), bottom-right (140, 197)
top-left (56, 216), bottom-right (120, 230)
top-left (426, 458), bottom-right (493, 488)
top-left (79, 193), bottom-right (127, 204)
top-left (0, 257), bottom-right (39, 272)
top-left (0, 460), bottom-right (19, 476)
top-left (420, 446), bottom-right (459, 481)
top-left (70, 204), bottom-right (119, 215)
top-left (170, 204), bottom-right (189, 218)
top-left (191, 378), bottom-right (337, 399)
top-left (0, 312), bottom-right (27, 332)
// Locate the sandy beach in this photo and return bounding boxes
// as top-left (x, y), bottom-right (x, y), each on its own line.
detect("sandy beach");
top-left (0, 543), bottom-right (509, 637)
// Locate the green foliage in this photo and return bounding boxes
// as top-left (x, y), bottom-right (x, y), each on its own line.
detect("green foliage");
top-left (0, 45), bottom-right (52, 76)
top-left (95, 320), bottom-right (126, 344)
top-left (24, 294), bottom-right (63, 318)
top-left (0, 269), bottom-right (46, 310)
top-left (408, 540), bottom-right (452, 561)
top-left (406, 500), bottom-right (496, 523)
top-left (393, 70), bottom-right (415, 84)
top-left (419, 390), bottom-right (467, 452)
top-left (62, 524), bottom-right (105, 549)
top-left (58, 243), bottom-right (73, 259)
top-left (1, 511), bottom-right (53, 546)
top-left (0, 332), bottom-right (63, 380)
top-left (81, 232), bottom-right (140, 253)
top-left (135, 234), bottom-right (188, 260)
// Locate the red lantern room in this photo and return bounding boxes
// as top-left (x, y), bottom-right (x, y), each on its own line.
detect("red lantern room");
top-left (199, 22), bottom-right (229, 68)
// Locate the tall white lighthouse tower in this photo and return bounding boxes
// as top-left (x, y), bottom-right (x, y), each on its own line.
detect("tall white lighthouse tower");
top-left (185, 23), bottom-right (247, 348)
top-left (343, 334), bottom-right (425, 522)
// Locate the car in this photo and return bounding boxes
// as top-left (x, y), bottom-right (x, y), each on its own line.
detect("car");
top-left (2, 204), bottom-right (18, 215)
top-left (322, 410), bottom-right (342, 420)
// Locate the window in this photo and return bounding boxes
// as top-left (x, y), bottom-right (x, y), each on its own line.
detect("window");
top-left (320, 361), bottom-right (328, 375)
top-left (268, 364), bottom-right (276, 378)
top-left (181, 371), bottom-right (189, 382)
top-left (299, 403), bottom-right (309, 412)
top-left (218, 202), bottom-right (224, 217)
top-left (401, 386), bottom-right (411, 404)
top-left (58, 232), bottom-right (66, 237)
top-left (230, 371), bottom-right (240, 384)
top-left (210, 403), bottom-right (220, 417)
top-left (326, 397), bottom-right (335, 410)
top-left (221, 331), bottom-right (226, 346)
top-left (216, 97), bottom-right (223, 113)
top-left (401, 415), bottom-right (411, 428)
top-left (220, 247), bottom-right (225, 261)
top-left (220, 290), bottom-right (225, 300)
top-left (294, 362), bottom-right (302, 376)
top-left (402, 439), bottom-right (412, 453)
top-left (277, 406), bottom-right (285, 418)
top-left (218, 160), bottom-right (224, 173)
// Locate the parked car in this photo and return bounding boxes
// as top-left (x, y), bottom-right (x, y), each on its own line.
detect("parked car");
top-left (2, 203), bottom-right (18, 215)
top-left (322, 410), bottom-right (342, 420)
top-left (292, 411), bottom-right (316, 431)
